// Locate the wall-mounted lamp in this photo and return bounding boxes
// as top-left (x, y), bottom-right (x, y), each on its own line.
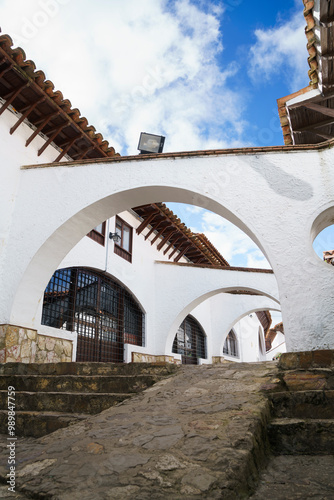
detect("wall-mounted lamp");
top-left (109, 232), bottom-right (121, 243)
top-left (138, 132), bottom-right (165, 154)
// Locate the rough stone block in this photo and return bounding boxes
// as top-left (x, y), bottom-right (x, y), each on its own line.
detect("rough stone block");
top-left (63, 341), bottom-right (72, 358)
top-left (54, 341), bottom-right (64, 357)
top-left (6, 344), bottom-right (21, 361)
top-left (47, 350), bottom-right (56, 362)
top-left (212, 356), bottom-right (225, 364)
top-left (283, 372), bottom-right (327, 391)
top-left (20, 341), bottom-right (31, 359)
top-left (19, 328), bottom-right (27, 342)
top-left (27, 330), bottom-right (37, 341)
top-left (45, 337), bottom-right (56, 351)
top-left (5, 326), bottom-right (19, 348)
top-left (313, 350), bottom-right (333, 368)
top-left (37, 335), bottom-right (46, 350)
top-left (299, 351), bottom-right (313, 369)
top-left (279, 353), bottom-right (299, 370)
top-left (30, 341), bottom-right (37, 362)
top-left (35, 350), bottom-right (47, 363)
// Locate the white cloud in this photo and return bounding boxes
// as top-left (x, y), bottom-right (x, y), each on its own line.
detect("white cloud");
top-left (248, 10), bottom-right (309, 92)
top-left (190, 210), bottom-right (271, 268)
top-left (0, 0), bottom-right (247, 155)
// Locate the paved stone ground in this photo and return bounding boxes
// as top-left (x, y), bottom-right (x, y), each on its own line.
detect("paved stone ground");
top-left (250, 455), bottom-right (334, 500)
top-left (0, 362), bottom-right (276, 499)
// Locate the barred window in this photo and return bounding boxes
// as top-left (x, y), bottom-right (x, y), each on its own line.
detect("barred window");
top-left (172, 315), bottom-right (207, 365)
top-left (42, 267), bottom-right (144, 362)
top-left (223, 330), bottom-right (239, 358)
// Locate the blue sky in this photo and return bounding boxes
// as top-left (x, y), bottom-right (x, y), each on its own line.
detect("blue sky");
top-left (1, 0), bottom-right (332, 272)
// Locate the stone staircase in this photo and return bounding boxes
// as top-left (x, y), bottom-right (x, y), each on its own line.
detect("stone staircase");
top-left (0, 362), bottom-right (179, 437)
top-left (264, 351), bottom-right (334, 455)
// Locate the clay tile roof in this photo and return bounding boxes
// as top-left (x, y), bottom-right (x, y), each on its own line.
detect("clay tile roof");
top-left (265, 321), bottom-right (284, 351)
top-left (133, 202), bottom-right (229, 267)
top-left (323, 249), bottom-right (334, 264)
top-left (1, 32), bottom-right (272, 281)
top-left (0, 33), bottom-right (119, 161)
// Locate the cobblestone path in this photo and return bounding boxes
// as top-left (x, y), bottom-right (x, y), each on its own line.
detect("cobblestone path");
top-left (0, 362), bottom-right (276, 499)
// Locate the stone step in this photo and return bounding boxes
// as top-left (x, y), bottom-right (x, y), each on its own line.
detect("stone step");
top-left (281, 369), bottom-right (334, 391)
top-left (268, 418), bottom-right (334, 455)
top-left (0, 374), bottom-right (159, 394)
top-left (0, 409), bottom-right (87, 438)
top-left (0, 361), bottom-right (179, 377)
top-left (268, 390), bottom-right (334, 419)
top-left (0, 390), bottom-right (134, 414)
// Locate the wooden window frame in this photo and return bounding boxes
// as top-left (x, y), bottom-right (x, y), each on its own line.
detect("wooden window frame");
top-left (87, 221), bottom-right (106, 246)
top-left (114, 216), bottom-right (133, 263)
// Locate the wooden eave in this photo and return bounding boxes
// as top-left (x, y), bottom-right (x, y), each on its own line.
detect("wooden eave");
top-left (0, 34), bottom-right (118, 161)
top-left (133, 202), bottom-right (229, 266)
top-left (256, 310), bottom-right (272, 334)
top-left (279, 1), bottom-right (334, 145)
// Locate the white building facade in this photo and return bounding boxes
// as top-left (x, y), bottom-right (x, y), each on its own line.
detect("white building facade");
top-left (2, 2), bottom-right (334, 366)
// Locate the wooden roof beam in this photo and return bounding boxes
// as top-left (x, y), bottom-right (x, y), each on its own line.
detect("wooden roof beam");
top-left (169, 240), bottom-right (187, 259)
top-left (26, 110), bottom-right (60, 146)
top-left (312, 131), bottom-right (334, 140)
top-left (157, 229), bottom-right (178, 251)
top-left (194, 257), bottom-right (207, 264)
top-left (54, 135), bottom-right (81, 162)
top-left (163, 235), bottom-right (183, 255)
top-left (174, 244), bottom-right (192, 262)
top-left (144, 220), bottom-right (164, 241)
top-left (136, 210), bottom-right (159, 235)
top-left (72, 145), bottom-right (95, 160)
top-left (44, 121), bottom-right (70, 136)
top-left (295, 116), bottom-right (334, 132)
top-left (10, 96), bottom-right (46, 135)
top-left (38, 121), bottom-right (69, 156)
top-left (0, 62), bottom-right (13, 79)
top-left (303, 102), bottom-right (334, 118)
top-left (0, 81), bottom-right (29, 116)
top-left (150, 224), bottom-right (172, 245)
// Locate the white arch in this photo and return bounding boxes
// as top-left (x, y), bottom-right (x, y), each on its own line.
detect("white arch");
top-left (218, 305), bottom-right (281, 354)
top-left (163, 283), bottom-right (280, 355)
top-left (9, 182), bottom-right (274, 329)
top-left (3, 145), bottom-right (334, 351)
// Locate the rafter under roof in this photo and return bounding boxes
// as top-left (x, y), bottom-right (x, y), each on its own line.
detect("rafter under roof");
top-left (278, 0), bottom-right (334, 145)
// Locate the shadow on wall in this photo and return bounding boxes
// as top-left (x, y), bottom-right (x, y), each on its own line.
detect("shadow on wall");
top-left (250, 157), bottom-right (313, 201)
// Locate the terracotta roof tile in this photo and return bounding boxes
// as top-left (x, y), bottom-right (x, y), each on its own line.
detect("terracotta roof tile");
top-left (0, 33), bottom-right (119, 160)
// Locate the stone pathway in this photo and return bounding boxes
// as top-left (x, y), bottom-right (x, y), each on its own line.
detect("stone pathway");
top-left (250, 455), bottom-right (334, 500)
top-left (0, 362), bottom-right (276, 499)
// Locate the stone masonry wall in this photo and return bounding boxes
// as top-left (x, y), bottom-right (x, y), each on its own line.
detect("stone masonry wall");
top-left (132, 351), bottom-right (181, 364)
top-left (0, 325), bottom-right (72, 363)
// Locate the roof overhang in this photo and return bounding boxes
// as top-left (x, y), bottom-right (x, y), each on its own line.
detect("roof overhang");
top-left (278, 0), bottom-right (334, 145)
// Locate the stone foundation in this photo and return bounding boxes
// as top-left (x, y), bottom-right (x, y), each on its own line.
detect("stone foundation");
top-left (212, 356), bottom-right (226, 364)
top-left (278, 350), bottom-right (334, 370)
top-left (0, 325), bottom-right (72, 363)
top-left (131, 352), bottom-right (181, 364)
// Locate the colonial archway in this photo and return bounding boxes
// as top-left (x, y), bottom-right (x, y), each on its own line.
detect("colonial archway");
top-left (3, 144), bottom-right (334, 352)
top-left (41, 267), bottom-right (145, 363)
top-left (172, 315), bottom-right (207, 365)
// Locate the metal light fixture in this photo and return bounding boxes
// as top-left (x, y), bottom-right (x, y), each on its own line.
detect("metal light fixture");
top-left (109, 232), bottom-right (121, 243)
top-left (138, 132), bottom-right (165, 154)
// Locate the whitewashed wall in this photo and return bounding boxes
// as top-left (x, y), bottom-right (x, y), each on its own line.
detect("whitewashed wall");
top-left (2, 101), bottom-right (334, 354)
